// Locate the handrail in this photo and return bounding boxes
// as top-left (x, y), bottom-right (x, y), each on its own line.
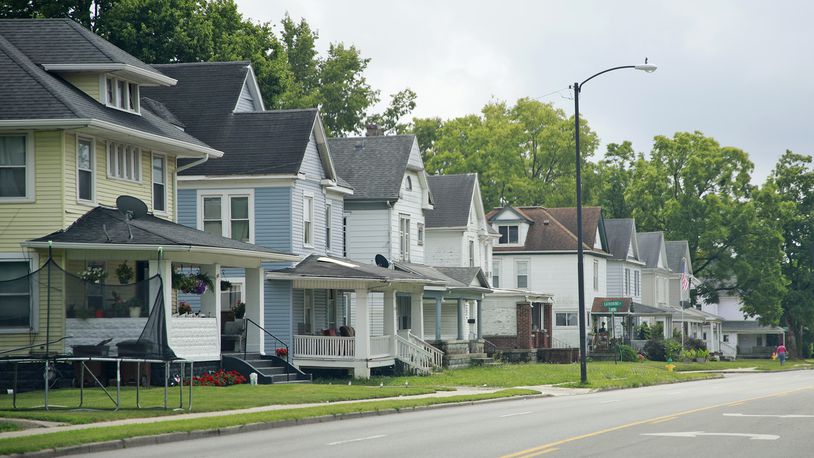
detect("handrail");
top-left (243, 317), bottom-right (289, 382)
top-left (407, 331), bottom-right (444, 368)
top-left (0, 336), bottom-right (72, 357)
top-left (394, 334), bottom-right (433, 374)
top-left (482, 338), bottom-right (498, 355)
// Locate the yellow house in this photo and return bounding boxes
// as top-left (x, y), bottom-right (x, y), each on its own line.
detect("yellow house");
top-left (0, 19), bottom-right (297, 363)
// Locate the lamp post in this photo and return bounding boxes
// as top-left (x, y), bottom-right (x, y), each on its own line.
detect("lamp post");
top-left (572, 62), bottom-right (656, 384)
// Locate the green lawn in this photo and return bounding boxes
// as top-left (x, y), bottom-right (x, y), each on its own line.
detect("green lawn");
top-left (0, 421), bottom-right (19, 432)
top-left (671, 358), bottom-right (814, 372)
top-left (0, 383), bottom-right (439, 424)
top-left (0, 389), bottom-right (536, 455)
top-left (353, 361), bottom-right (720, 390)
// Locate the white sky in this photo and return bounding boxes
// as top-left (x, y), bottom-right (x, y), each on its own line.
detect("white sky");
top-left (236, 0), bottom-right (813, 183)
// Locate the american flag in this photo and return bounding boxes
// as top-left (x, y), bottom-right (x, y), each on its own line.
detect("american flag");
top-left (680, 257), bottom-right (689, 291)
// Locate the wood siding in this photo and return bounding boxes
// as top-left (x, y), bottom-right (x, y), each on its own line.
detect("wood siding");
top-left (345, 208), bottom-right (390, 265)
top-left (62, 73), bottom-right (101, 101)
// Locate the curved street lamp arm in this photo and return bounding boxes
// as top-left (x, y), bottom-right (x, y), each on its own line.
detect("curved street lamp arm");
top-left (578, 65), bottom-right (636, 90)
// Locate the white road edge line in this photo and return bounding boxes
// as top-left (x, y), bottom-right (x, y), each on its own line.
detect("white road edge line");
top-left (500, 411), bottom-right (533, 418)
top-left (599, 400), bottom-right (621, 404)
top-left (724, 413), bottom-right (814, 418)
top-left (642, 431), bottom-right (779, 441)
top-left (327, 434), bottom-right (387, 446)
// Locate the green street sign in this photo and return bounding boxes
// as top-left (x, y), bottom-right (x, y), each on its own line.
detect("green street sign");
top-left (603, 300), bottom-right (624, 311)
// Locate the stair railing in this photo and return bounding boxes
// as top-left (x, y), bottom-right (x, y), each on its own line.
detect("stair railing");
top-left (407, 331), bottom-right (444, 369)
top-left (243, 318), bottom-right (290, 382)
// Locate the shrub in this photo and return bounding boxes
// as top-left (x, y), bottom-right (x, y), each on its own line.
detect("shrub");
top-left (644, 338), bottom-right (683, 361)
top-left (637, 322), bottom-right (651, 340)
top-left (651, 322), bottom-right (664, 340)
top-left (615, 344), bottom-right (638, 362)
top-left (683, 337), bottom-right (707, 351)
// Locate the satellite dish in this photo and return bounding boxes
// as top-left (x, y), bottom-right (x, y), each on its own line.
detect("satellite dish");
top-left (374, 254), bottom-right (390, 268)
top-left (116, 195), bottom-right (148, 219)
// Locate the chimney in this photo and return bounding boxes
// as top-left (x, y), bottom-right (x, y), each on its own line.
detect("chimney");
top-left (366, 123), bottom-right (383, 137)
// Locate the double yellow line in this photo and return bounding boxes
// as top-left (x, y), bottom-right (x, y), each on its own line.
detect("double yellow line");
top-left (501, 386), bottom-right (812, 458)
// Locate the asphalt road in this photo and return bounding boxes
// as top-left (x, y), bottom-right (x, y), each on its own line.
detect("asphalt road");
top-left (88, 370), bottom-right (814, 457)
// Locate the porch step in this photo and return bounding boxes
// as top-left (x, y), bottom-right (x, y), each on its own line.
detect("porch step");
top-left (222, 353), bottom-right (311, 384)
top-left (470, 357), bottom-right (500, 367)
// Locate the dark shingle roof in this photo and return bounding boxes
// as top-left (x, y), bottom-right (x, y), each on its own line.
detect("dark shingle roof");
top-left (393, 263), bottom-right (490, 291)
top-left (274, 255), bottom-right (432, 283)
top-left (435, 266), bottom-right (490, 288)
top-left (425, 174), bottom-right (476, 228)
top-left (0, 19), bottom-right (159, 73)
top-left (0, 30), bottom-right (212, 150)
top-left (140, 97), bottom-right (185, 128)
top-left (329, 135), bottom-right (417, 200)
top-left (665, 240), bottom-right (691, 274)
top-left (637, 232), bottom-right (665, 268)
top-left (604, 218), bottom-right (636, 260)
top-left (29, 207), bottom-right (290, 256)
top-left (487, 207), bottom-right (606, 253)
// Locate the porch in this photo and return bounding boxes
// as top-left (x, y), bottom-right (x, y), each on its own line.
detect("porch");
top-left (722, 321), bottom-right (786, 359)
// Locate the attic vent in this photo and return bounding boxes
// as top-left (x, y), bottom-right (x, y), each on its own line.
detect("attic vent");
top-left (543, 219), bottom-right (550, 225)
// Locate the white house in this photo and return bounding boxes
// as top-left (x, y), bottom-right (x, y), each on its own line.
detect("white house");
top-left (701, 290), bottom-right (785, 359)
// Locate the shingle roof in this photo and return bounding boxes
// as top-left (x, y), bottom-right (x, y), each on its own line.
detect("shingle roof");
top-left (28, 206), bottom-right (290, 256)
top-left (604, 218), bottom-right (636, 260)
top-left (0, 19), bottom-right (159, 73)
top-left (393, 263), bottom-right (490, 291)
top-left (436, 266), bottom-right (490, 288)
top-left (0, 28), bottom-right (212, 150)
top-left (665, 240), bottom-right (691, 274)
top-left (274, 255), bottom-right (433, 283)
top-left (637, 232), bottom-right (665, 268)
top-left (487, 207), bottom-right (606, 253)
top-left (329, 135), bottom-right (417, 200)
top-left (722, 320), bottom-right (785, 333)
top-left (425, 174), bottom-right (476, 228)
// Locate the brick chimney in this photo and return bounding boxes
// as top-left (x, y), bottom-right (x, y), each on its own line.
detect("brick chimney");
top-left (366, 123), bottom-right (383, 137)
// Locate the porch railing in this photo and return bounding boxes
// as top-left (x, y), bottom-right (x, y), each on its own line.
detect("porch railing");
top-left (407, 332), bottom-right (444, 368)
top-left (370, 336), bottom-right (392, 358)
top-left (293, 335), bottom-right (355, 359)
top-left (395, 334), bottom-right (434, 375)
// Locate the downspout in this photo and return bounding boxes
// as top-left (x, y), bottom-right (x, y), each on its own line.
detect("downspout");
top-left (386, 200), bottom-right (393, 261)
top-left (175, 155), bottom-right (210, 223)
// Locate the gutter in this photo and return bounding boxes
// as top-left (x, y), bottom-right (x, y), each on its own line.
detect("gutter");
top-left (21, 241), bottom-right (300, 262)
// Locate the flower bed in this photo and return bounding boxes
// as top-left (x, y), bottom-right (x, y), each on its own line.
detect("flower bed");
top-left (189, 370), bottom-right (247, 387)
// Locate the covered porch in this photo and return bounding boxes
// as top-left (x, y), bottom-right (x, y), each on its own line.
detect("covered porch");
top-left (268, 255), bottom-right (444, 378)
top-left (722, 321), bottom-right (786, 359)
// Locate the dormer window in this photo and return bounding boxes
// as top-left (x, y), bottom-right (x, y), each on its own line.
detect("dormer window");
top-left (498, 225), bottom-right (518, 244)
top-left (105, 76), bottom-right (140, 114)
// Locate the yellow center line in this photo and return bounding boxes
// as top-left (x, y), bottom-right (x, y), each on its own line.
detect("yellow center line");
top-left (518, 447), bottom-right (559, 458)
top-left (499, 386), bottom-right (812, 458)
top-left (649, 416), bottom-right (677, 424)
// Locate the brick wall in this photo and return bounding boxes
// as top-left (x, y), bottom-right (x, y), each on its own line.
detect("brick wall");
top-left (516, 303), bottom-right (533, 349)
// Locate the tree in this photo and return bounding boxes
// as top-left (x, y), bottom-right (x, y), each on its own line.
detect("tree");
top-left (596, 141), bottom-right (637, 219)
top-left (367, 88), bottom-right (417, 134)
top-left (626, 131), bottom-right (786, 322)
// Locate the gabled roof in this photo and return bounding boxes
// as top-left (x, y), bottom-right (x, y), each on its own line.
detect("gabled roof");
top-left (487, 206), bottom-right (607, 254)
top-left (24, 206), bottom-right (296, 260)
top-left (0, 19), bottom-right (165, 80)
top-left (271, 255), bottom-right (434, 284)
top-left (487, 206), bottom-right (534, 223)
top-left (425, 174), bottom-right (476, 228)
top-left (637, 231), bottom-right (667, 269)
top-left (435, 266), bottom-right (491, 289)
top-left (604, 218), bottom-right (639, 261)
top-left (0, 24), bottom-right (217, 156)
top-left (394, 262), bottom-right (490, 292)
top-left (329, 135), bottom-right (417, 201)
top-left (665, 240), bottom-right (692, 275)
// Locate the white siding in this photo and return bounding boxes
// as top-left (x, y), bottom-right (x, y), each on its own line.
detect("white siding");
top-left (391, 169), bottom-right (426, 263)
top-left (606, 262), bottom-right (624, 297)
top-left (480, 296), bottom-right (518, 336)
top-left (424, 230), bottom-right (463, 266)
top-left (292, 134), bottom-right (331, 256)
top-left (345, 208), bottom-right (390, 264)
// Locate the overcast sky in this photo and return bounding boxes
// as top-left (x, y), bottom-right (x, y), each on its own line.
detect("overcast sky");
top-left (236, 0), bottom-right (812, 183)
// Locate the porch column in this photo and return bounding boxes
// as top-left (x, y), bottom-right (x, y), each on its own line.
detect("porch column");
top-left (457, 298), bottom-right (464, 340)
top-left (410, 290), bottom-right (424, 339)
top-left (476, 299), bottom-right (483, 339)
top-left (383, 289), bottom-right (397, 356)
top-left (435, 296), bottom-right (442, 341)
top-left (354, 288), bottom-right (370, 378)
top-left (149, 259), bottom-right (173, 329)
top-left (245, 267), bottom-right (264, 354)
top-left (199, 264), bottom-right (221, 320)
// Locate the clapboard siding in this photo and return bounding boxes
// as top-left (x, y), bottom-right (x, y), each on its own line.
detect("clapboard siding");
top-left (606, 262), bottom-right (624, 297)
top-left (177, 188), bottom-right (196, 228)
top-left (292, 134), bottom-right (328, 256)
top-left (265, 280), bottom-right (293, 352)
top-left (390, 168), bottom-right (426, 263)
top-left (255, 187), bottom-right (292, 252)
top-left (62, 73), bottom-right (101, 101)
top-left (345, 208), bottom-right (389, 265)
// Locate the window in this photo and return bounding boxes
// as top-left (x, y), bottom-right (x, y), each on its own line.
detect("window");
top-left (0, 135), bottom-right (30, 200)
top-left (492, 260), bottom-right (501, 288)
top-left (199, 193), bottom-right (253, 242)
top-left (624, 268), bottom-right (631, 296)
top-left (723, 334), bottom-right (730, 343)
top-left (303, 195), bottom-right (314, 246)
top-left (230, 196), bottom-right (250, 242)
top-left (417, 223), bottom-right (424, 246)
top-left (397, 295), bottom-right (411, 330)
top-left (593, 259), bottom-right (599, 291)
top-left (107, 142), bottom-right (141, 181)
top-left (516, 260), bottom-right (528, 289)
top-left (399, 214), bottom-right (411, 261)
top-left (77, 137), bottom-right (94, 202)
top-left (469, 240), bottom-right (475, 267)
top-left (152, 154), bottom-right (166, 212)
top-left (634, 270), bottom-right (640, 296)
top-left (556, 312), bottom-right (578, 327)
top-left (104, 77), bottom-right (140, 114)
top-left (498, 225), bottom-right (518, 244)
top-left (405, 176), bottom-right (412, 191)
top-left (303, 290), bottom-right (314, 334)
top-left (343, 215), bottom-right (348, 258)
top-left (0, 260), bottom-right (31, 328)
top-left (532, 303), bottom-right (542, 331)
top-left (325, 203), bottom-right (332, 251)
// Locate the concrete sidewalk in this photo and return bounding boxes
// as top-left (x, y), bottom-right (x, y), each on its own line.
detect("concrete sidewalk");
top-left (0, 384), bottom-right (590, 440)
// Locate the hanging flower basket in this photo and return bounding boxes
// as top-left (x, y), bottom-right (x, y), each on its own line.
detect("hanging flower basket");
top-left (79, 266), bottom-right (106, 284)
top-left (172, 270), bottom-right (214, 295)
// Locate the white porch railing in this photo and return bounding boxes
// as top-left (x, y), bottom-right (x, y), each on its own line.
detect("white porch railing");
top-left (407, 332), bottom-right (444, 368)
top-left (370, 336), bottom-right (392, 358)
top-left (293, 335), bottom-right (355, 359)
top-left (721, 341), bottom-right (737, 359)
top-left (395, 335), bottom-right (435, 375)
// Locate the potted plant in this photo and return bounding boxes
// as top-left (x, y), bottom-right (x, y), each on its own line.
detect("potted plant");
top-left (127, 297), bottom-right (143, 318)
top-left (178, 300), bottom-right (192, 315)
top-left (115, 261), bottom-right (135, 285)
top-left (79, 266), bottom-right (106, 284)
top-left (275, 347), bottom-right (288, 358)
top-left (231, 302), bottom-right (246, 319)
top-left (172, 269), bottom-right (214, 294)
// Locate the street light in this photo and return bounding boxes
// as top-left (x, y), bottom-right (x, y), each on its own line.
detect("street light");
top-left (572, 61), bottom-right (657, 384)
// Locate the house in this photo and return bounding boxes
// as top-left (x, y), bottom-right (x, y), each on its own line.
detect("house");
top-left (636, 232), bottom-right (672, 309)
top-left (701, 290), bottom-right (785, 359)
top-left (0, 20), bottom-right (296, 384)
top-left (487, 206), bottom-right (611, 350)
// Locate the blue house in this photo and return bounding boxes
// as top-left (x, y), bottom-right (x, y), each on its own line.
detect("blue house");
top-left (144, 62), bottom-right (440, 378)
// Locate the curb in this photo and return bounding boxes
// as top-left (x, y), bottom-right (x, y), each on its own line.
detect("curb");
top-left (4, 394), bottom-right (546, 457)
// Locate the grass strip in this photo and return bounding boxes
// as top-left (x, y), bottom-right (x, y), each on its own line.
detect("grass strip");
top-left (0, 389), bottom-right (537, 455)
top-left (0, 422), bottom-right (18, 433)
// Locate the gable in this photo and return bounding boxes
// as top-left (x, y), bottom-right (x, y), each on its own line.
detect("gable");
top-left (594, 228), bottom-right (603, 249)
top-left (406, 138), bottom-right (424, 169)
top-left (299, 132), bottom-right (327, 180)
top-left (235, 66), bottom-right (265, 113)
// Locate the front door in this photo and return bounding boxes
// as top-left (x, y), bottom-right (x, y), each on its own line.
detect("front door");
top-left (397, 295), bottom-right (411, 330)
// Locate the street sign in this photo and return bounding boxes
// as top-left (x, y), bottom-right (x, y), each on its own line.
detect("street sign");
top-left (603, 299), bottom-right (624, 311)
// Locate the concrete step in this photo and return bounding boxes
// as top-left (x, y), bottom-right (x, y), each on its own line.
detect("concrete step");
top-left (471, 357), bottom-right (499, 367)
